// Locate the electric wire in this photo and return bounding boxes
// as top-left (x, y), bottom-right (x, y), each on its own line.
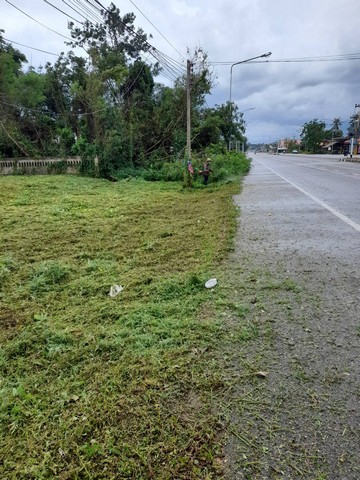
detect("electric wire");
top-left (43, 0), bottom-right (83, 24)
top-left (156, 49), bottom-right (185, 72)
top-left (67, 0), bottom-right (104, 24)
top-left (211, 52), bottom-right (360, 65)
top-left (60, 0), bottom-right (97, 23)
top-left (85, 0), bottom-right (184, 79)
top-left (129, 0), bottom-right (185, 61)
top-left (4, 0), bottom-right (73, 42)
top-left (2, 37), bottom-right (59, 56)
top-left (141, 112), bottom-right (185, 157)
top-left (78, 0), bottom-right (185, 84)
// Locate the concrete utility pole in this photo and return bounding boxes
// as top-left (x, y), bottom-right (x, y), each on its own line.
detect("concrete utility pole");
top-left (186, 59), bottom-right (191, 160)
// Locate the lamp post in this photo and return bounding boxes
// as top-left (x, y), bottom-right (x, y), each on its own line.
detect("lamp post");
top-left (229, 52), bottom-right (272, 104)
top-left (228, 52), bottom-right (271, 150)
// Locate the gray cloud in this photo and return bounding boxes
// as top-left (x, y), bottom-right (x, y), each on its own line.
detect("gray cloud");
top-left (2, 0), bottom-right (359, 142)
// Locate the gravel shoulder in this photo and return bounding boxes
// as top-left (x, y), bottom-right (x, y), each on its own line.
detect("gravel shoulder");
top-left (221, 160), bottom-right (360, 479)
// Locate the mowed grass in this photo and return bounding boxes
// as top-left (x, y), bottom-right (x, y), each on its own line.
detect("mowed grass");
top-left (0, 175), bottom-right (241, 479)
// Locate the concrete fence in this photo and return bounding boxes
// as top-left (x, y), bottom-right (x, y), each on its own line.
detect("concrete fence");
top-left (0, 157), bottom-right (84, 175)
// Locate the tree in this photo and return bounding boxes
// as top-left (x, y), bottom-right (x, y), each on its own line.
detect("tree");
top-left (300, 119), bottom-right (326, 153)
top-left (330, 117), bottom-right (343, 138)
top-left (0, 31), bottom-right (32, 157)
top-left (208, 102), bottom-right (245, 148)
top-left (348, 113), bottom-right (360, 136)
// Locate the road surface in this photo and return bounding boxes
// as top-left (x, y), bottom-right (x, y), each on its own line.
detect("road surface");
top-left (224, 152), bottom-right (360, 479)
top-left (252, 152), bottom-right (360, 229)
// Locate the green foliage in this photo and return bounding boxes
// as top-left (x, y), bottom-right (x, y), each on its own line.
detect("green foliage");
top-left (78, 140), bottom-right (97, 176)
top-left (58, 127), bottom-right (75, 156)
top-left (0, 12), bottom-right (250, 179)
top-left (98, 129), bottom-right (126, 177)
top-left (201, 152), bottom-right (251, 183)
top-left (329, 117), bottom-right (343, 138)
top-left (198, 102), bottom-right (245, 150)
top-left (144, 161), bottom-right (184, 182)
top-left (300, 119), bottom-right (326, 153)
top-left (16, 71), bottom-right (46, 109)
top-left (348, 113), bottom-right (359, 136)
top-left (47, 160), bottom-right (68, 174)
top-left (141, 152), bottom-right (250, 184)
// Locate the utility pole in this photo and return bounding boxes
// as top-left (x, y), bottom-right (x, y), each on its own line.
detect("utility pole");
top-left (186, 59), bottom-right (191, 160)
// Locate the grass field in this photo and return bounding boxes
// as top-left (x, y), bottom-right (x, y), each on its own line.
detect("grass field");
top-left (0, 174), bottom-right (243, 479)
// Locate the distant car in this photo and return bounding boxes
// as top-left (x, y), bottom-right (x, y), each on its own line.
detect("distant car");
top-left (292, 150), bottom-right (298, 154)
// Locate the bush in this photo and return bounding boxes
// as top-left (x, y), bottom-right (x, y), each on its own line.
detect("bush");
top-left (140, 152), bottom-right (250, 184)
top-left (78, 142), bottom-right (97, 177)
top-left (143, 161), bottom-right (183, 182)
top-left (204, 152), bottom-right (251, 183)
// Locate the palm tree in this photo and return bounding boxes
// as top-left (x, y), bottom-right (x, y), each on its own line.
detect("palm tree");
top-left (331, 117), bottom-right (342, 132)
top-left (348, 113), bottom-right (360, 135)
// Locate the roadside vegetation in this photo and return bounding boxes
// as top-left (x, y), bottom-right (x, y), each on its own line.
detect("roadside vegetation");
top-left (0, 4), bottom-right (247, 175)
top-left (0, 154), bottom-right (249, 479)
top-left (1, 2), bottom-right (254, 477)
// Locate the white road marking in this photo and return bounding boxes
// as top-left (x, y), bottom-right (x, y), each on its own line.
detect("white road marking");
top-left (263, 164), bottom-right (360, 233)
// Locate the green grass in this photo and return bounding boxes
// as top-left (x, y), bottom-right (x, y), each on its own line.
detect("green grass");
top-left (0, 174), bottom-right (243, 479)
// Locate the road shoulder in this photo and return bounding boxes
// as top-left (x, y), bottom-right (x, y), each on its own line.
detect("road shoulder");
top-left (219, 161), bottom-right (360, 479)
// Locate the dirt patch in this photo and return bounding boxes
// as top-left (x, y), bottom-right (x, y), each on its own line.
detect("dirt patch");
top-left (0, 307), bottom-right (24, 331)
top-left (220, 165), bottom-right (360, 479)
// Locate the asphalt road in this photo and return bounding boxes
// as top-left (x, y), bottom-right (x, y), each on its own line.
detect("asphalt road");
top-left (252, 152), bottom-right (360, 228)
top-left (224, 152), bottom-right (360, 478)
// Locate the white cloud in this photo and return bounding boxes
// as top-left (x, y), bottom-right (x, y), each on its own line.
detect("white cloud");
top-left (170, 0), bottom-right (201, 17)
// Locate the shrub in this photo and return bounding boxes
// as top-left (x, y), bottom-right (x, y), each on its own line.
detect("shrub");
top-left (79, 142), bottom-right (97, 177)
top-left (143, 161), bottom-right (183, 182)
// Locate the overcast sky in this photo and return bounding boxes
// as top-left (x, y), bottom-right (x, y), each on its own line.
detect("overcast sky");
top-left (2, 0), bottom-right (360, 143)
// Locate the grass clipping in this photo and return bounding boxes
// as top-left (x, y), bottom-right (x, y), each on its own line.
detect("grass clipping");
top-left (0, 175), bottom-right (240, 479)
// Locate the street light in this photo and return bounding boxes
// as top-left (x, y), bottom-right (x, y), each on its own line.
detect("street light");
top-left (229, 52), bottom-right (272, 103)
top-left (228, 52), bottom-right (271, 151)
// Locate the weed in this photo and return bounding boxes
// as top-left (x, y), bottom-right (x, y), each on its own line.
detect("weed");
top-left (29, 261), bottom-right (69, 294)
top-left (237, 323), bottom-right (259, 342)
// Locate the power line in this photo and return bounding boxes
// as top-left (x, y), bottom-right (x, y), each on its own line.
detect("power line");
top-left (2, 37), bottom-right (59, 56)
top-left (129, 0), bottom-right (185, 61)
top-left (65, 0), bottom-right (103, 24)
top-left (86, 0), bottom-right (184, 80)
top-left (43, 0), bottom-right (83, 24)
top-left (67, 0), bottom-right (184, 82)
top-left (5, 0), bottom-right (73, 41)
top-left (211, 52), bottom-right (360, 65)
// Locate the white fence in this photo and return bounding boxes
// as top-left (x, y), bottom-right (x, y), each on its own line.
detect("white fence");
top-left (0, 157), bottom-right (82, 175)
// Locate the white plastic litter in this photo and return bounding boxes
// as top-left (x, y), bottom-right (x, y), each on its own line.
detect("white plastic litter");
top-left (109, 284), bottom-right (124, 297)
top-left (205, 278), bottom-right (217, 289)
